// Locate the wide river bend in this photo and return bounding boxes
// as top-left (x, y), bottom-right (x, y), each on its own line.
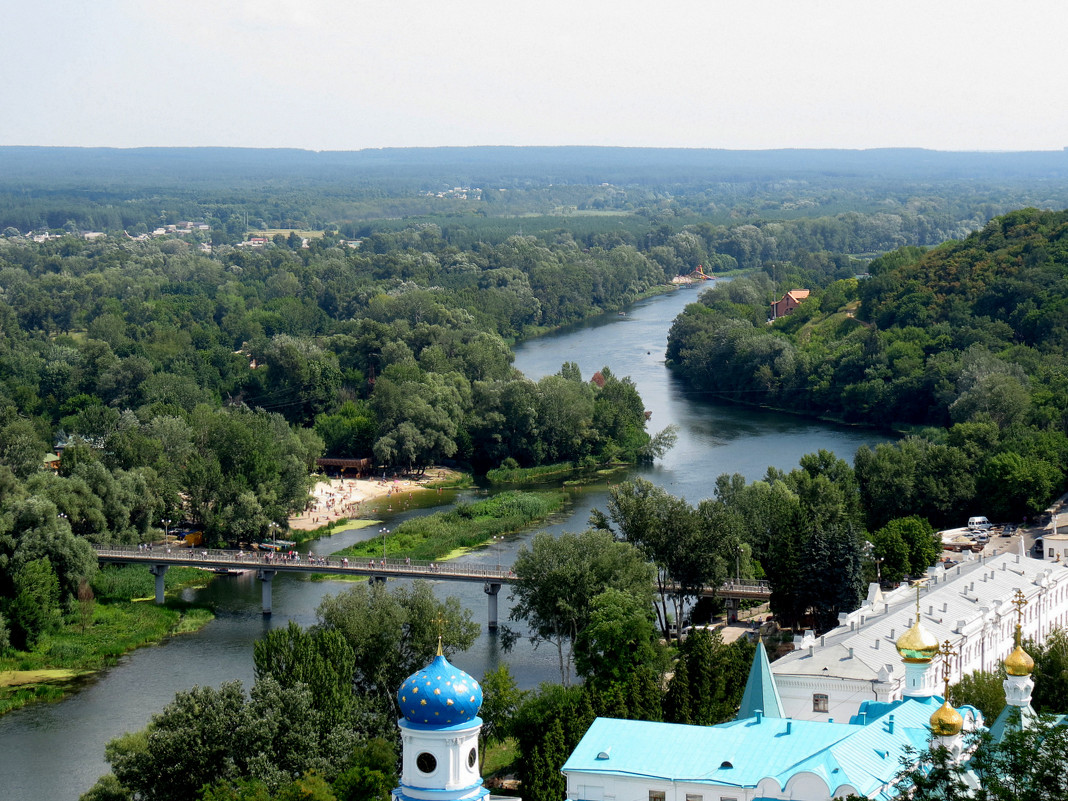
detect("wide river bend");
top-left (0, 284), bottom-right (891, 800)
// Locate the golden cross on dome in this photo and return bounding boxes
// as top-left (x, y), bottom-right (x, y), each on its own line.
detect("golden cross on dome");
top-left (1011, 588), bottom-right (1028, 623)
top-left (937, 639), bottom-right (957, 693)
top-left (435, 612), bottom-right (447, 656)
top-left (1011, 588), bottom-right (1028, 646)
top-left (911, 577), bottom-right (930, 618)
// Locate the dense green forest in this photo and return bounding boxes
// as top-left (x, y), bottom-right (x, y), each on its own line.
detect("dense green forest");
top-left (3, 148), bottom-right (1068, 801)
top-left (667, 207), bottom-right (1068, 528)
top-left (3, 148), bottom-right (1068, 652)
top-left (0, 226), bottom-right (678, 649)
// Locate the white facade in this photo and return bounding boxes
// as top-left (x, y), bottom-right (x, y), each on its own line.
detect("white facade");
top-left (565, 771), bottom-right (860, 801)
top-left (772, 549), bottom-right (1068, 721)
top-left (397, 719), bottom-right (483, 801)
top-left (1042, 533), bottom-right (1068, 562)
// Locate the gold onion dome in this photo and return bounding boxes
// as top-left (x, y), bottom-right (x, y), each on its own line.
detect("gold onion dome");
top-left (896, 618), bottom-right (940, 663)
top-left (930, 700), bottom-right (964, 737)
top-left (1004, 643), bottom-right (1035, 676)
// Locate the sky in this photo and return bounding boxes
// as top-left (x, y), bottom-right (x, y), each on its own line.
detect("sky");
top-left (5, 0), bottom-right (1067, 152)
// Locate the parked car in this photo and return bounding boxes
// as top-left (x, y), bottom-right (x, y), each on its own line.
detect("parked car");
top-left (968, 516), bottom-right (993, 531)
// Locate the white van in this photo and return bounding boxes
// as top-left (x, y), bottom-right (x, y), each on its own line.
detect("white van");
top-left (968, 516), bottom-right (992, 531)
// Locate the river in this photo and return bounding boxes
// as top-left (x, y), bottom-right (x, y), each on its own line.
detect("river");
top-left (0, 284), bottom-right (891, 800)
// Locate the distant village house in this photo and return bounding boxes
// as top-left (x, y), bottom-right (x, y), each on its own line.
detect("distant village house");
top-left (770, 289), bottom-right (810, 320)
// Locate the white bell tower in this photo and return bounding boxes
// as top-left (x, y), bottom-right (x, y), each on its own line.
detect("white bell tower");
top-left (393, 645), bottom-right (488, 801)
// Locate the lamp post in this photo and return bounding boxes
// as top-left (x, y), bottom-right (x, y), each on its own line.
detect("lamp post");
top-left (162, 518), bottom-right (171, 545)
top-left (494, 536), bottom-right (503, 573)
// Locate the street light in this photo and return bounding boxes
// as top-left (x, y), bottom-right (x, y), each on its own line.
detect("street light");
top-left (493, 536), bottom-right (503, 572)
top-left (162, 518), bottom-right (171, 544)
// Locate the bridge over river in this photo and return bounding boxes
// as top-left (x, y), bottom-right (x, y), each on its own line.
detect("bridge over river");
top-left (94, 545), bottom-right (771, 627)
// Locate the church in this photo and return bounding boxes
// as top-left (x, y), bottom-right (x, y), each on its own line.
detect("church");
top-left (388, 553), bottom-right (1061, 801)
top-left (392, 644), bottom-right (492, 801)
top-left (772, 548), bottom-right (1068, 722)
top-left (558, 587), bottom-right (1049, 801)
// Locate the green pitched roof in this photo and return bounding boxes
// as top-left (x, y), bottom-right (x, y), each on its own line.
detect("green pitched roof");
top-left (737, 639), bottom-right (785, 720)
top-left (988, 703), bottom-right (1039, 743)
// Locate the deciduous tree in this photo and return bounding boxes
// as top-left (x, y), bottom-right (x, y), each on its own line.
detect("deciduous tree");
top-left (315, 581), bottom-right (477, 709)
top-left (507, 529), bottom-right (653, 685)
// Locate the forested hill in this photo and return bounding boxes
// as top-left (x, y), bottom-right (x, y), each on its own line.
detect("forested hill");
top-left (666, 207), bottom-right (1068, 432)
top-left (859, 207), bottom-right (1068, 352)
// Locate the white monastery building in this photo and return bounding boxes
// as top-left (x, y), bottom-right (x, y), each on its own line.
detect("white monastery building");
top-left (771, 547), bottom-right (1068, 722)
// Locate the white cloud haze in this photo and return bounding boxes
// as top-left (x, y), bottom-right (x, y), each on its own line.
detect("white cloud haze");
top-left (5, 0), bottom-right (1066, 150)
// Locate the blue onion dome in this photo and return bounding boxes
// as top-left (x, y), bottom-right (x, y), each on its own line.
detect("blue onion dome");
top-left (398, 652), bottom-right (483, 726)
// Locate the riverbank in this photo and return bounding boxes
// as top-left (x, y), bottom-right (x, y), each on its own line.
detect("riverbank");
top-left (331, 489), bottom-right (568, 564)
top-left (0, 601), bottom-right (213, 717)
top-left (0, 283), bottom-right (896, 800)
top-left (0, 565), bottom-right (217, 717)
top-left (288, 468), bottom-right (469, 532)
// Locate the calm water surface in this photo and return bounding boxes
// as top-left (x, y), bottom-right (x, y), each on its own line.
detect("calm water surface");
top-left (0, 284), bottom-right (891, 800)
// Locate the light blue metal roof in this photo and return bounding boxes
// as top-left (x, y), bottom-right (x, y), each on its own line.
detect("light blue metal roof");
top-left (736, 639), bottom-right (785, 720)
top-left (563, 697), bottom-right (954, 798)
top-left (986, 703), bottom-right (1068, 743)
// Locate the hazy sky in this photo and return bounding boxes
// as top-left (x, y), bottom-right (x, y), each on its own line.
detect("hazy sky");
top-left (5, 0), bottom-right (1066, 151)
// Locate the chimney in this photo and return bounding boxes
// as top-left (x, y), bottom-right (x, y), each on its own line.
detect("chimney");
top-left (888, 714), bottom-right (895, 734)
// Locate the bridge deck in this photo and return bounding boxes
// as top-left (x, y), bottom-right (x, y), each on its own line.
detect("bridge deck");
top-left (93, 547), bottom-right (771, 599)
top-left (95, 546), bottom-right (517, 584)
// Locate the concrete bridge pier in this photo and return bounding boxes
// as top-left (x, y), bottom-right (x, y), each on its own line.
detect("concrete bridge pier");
top-left (725, 597), bottom-right (739, 624)
top-left (484, 582), bottom-right (502, 631)
top-left (258, 569), bottom-right (276, 616)
top-left (148, 564), bottom-right (168, 604)
top-left (372, 575), bottom-right (387, 585)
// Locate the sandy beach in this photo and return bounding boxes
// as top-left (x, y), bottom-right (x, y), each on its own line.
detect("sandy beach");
top-left (287, 469), bottom-right (460, 531)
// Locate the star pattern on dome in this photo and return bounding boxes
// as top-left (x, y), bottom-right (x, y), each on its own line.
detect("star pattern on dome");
top-left (398, 654), bottom-right (483, 726)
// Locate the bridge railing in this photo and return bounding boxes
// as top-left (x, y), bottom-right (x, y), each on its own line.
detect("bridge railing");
top-left (94, 546), bottom-right (769, 595)
top-left (93, 545), bottom-right (517, 581)
top-left (717, 579), bottom-right (772, 592)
